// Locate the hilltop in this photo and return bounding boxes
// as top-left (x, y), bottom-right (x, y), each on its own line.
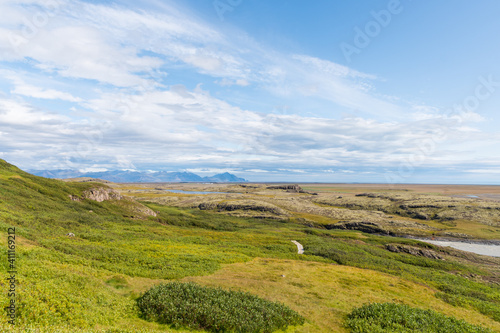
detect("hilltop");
top-left (0, 159), bottom-right (499, 332)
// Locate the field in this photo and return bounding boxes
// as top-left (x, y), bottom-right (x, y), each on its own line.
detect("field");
top-left (1, 160), bottom-right (500, 332)
top-left (114, 182), bottom-right (500, 240)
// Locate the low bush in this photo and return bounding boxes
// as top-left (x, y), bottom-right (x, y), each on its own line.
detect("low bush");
top-left (137, 282), bottom-right (304, 332)
top-left (346, 303), bottom-right (492, 333)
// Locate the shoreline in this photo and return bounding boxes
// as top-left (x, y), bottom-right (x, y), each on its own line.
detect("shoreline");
top-left (404, 235), bottom-right (500, 246)
top-left (404, 236), bottom-right (500, 258)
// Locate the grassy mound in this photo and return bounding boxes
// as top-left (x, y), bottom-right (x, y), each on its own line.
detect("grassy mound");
top-left (346, 303), bottom-right (492, 333)
top-left (137, 282), bottom-right (305, 332)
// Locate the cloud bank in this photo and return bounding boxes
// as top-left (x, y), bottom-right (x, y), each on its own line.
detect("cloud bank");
top-left (0, 0), bottom-right (497, 183)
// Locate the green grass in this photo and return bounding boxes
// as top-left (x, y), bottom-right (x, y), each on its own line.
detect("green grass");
top-left (346, 303), bottom-right (493, 332)
top-left (0, 159), bottom-right (499, 332)
top-left (137, 282), bottom-right (305, 332)
top-left (302, 233), bottom-right (500, 322)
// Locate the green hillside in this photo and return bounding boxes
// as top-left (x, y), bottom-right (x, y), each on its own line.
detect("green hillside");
top-left (0, 159), bottom-right (499, 332)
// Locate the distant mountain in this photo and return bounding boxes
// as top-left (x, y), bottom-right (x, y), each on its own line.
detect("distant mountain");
top-left (29, 169), bottom-right (247, 183)
top-left (204, 172), bottom-right (246, 182)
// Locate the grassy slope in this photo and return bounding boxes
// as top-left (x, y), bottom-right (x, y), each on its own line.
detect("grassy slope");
top-left (183, 258), bottom-right (499, 332)
top-left (0, 159), bottom-right (499, 332)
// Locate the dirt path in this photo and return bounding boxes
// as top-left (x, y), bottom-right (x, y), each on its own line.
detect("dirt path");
top-left (291, 240), bottom-right (304, 254)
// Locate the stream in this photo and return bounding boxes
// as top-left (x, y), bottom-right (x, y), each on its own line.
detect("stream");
top-left (416, 239), bottom-right (500, 257)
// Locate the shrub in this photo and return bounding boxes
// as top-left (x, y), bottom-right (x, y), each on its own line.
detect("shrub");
top-left (346, 303), bottom-right (492, 333)
top-left (137, 282), bottom-right (304, 332)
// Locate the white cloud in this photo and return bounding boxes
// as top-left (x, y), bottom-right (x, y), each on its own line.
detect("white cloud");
top-left (186, 168), bottom-right (237, 174)
top-left (76, 85), bottom-right (495, 170)
top-left (278, 169), bottom-right (306, 173)
top-left (0, 0), bottom-right (405, 118)
top-left (4, 0), bottom-right (407, 118)
top-left (0, 0), bottom-right (498, 182)
top-left (292, 54), bottom-right (377, 80)
top-left (0, 80), bottom-right (498, 177)
top-left (78, 167), bottom-right (108, 173)
top-left (236, 79), bottom-right (250, 86)
top-left (184, 53), bottom-right (223, 72)
top-left (0, 97), bottom-right (66, 126)
top-left (466, 169), bottom-right (500, 174)
top-left (10, 79), bottom-right (81, 102)
top-left (216, 78), bottom-right (250, 87)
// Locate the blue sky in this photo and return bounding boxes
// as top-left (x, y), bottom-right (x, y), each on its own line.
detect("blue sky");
top-left (1, 0), bottom-right (500, 183)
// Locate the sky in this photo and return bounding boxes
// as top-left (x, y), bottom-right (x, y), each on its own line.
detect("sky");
top-left (0, 0), bottom-right (500, 184)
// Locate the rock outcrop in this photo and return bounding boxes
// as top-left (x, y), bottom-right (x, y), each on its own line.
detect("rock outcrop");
top-left (69, 195), bottom-right (81, 202)
top-left (325, 221), bottom-right (392, 235)
top-left (125, 200), bottom-right (158, 217)
top-left (69, 186), bottom-right (157, 218)
top-left (385, 244), bottom-right (443, 260)
top-left (267, 184), bottom-right (305, 193)
top-left (69, 187), bottom-right (121, 202)
top-left (199, 200), bottom-right (288, 216)
top-left (82, 187), bottom-right (123, 202)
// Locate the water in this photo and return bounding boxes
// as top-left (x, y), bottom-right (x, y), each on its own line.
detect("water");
top-left (418, 239), bottom-right (500, 257)
top-left (163, 189), bottom-right (230, 195)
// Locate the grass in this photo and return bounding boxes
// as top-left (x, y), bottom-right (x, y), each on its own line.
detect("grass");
top-left (301, 232), bottom-right (500, 322)
top-left (312, 192), bottom-right (500, 239)
top-left (0, 159), bottom-right (499, 332)
top-left (137, 282), bottom-right (304, 332)
top-left (125, 182), bottom-right (500, 240)
top-left (182, 258), bottom-right (500, 332)
top-left (346, 303), bottom-right (493, 332)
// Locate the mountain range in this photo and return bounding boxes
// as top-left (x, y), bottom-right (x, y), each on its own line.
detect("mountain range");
top-left (29, 169), bottom-right (247, 183)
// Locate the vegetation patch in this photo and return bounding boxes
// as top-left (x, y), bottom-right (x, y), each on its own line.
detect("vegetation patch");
top-left (137, 282), bottom-right (305, 332)
top-left (304, 234), bottom-right (500, 322)
top-left (1, 160), bottom-right (499, 331)
top-left (346, 303), bottom-right (493, 333)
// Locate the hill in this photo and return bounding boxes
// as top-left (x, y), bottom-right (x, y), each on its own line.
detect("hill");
top-left (29, 169), bottom-right (247, 183)
top-left (0, 159), bottom-right (499, 332)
